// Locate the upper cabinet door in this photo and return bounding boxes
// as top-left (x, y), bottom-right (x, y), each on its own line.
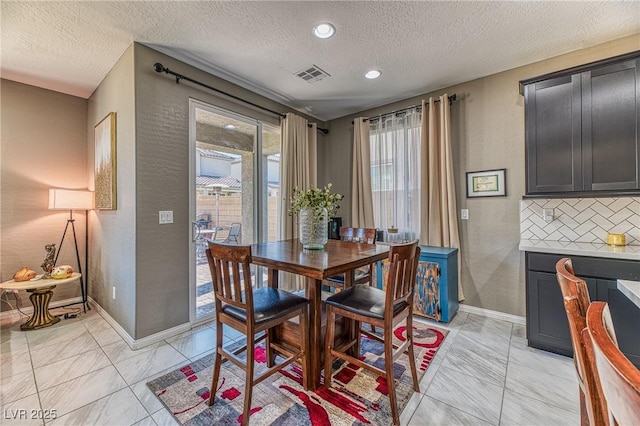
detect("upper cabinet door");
top-left (582, 59), bottom-right (640, 191)
top-left (525, 75), bottom-right (582, 193)
top-left (523, 53), bottom-right (640, 196)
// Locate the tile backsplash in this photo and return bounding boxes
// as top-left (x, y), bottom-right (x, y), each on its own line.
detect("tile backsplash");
top-left (520, 197), bottom-right (640, 245)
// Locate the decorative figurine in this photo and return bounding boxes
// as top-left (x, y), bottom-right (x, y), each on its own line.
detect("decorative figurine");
top-left (41, 244), bottom-right (56, 279)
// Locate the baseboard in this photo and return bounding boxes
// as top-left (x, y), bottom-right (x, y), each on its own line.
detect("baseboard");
top-left (0, 296), bottom-right (83, 320)
top-left (458, 304), bottom-right (526, 325)
top-left (88, 297), bottom-right (191, 350)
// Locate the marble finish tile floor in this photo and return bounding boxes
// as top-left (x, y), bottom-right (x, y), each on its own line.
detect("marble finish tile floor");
top-left (0, 306), bottom-right (579, 425)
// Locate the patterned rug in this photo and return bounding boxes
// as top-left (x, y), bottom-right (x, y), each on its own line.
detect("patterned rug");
top-left (147, 320), bottom-right (447, 425)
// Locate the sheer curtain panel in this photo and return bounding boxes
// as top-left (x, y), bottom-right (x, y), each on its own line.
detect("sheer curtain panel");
top-left (369, 109), bottom-right (421, 241)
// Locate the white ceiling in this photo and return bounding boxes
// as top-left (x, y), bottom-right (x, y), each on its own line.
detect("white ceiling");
top-left (2, 1), bottom-right (639, 121)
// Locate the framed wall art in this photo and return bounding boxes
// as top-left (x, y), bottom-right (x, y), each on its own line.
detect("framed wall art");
top-left (466, 168), bottom-right (506, 198)
top-left (94, 112), bottom-right (117, 210)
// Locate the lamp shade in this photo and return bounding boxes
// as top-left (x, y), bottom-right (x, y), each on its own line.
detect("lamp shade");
top-left (48, 189), bottom-right (94, 210)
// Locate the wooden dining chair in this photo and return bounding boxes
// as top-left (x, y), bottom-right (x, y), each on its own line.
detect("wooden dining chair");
top-left (324, 226), bottom-right (378, 289)
top-left (556, 258), bottom-right (606, 426)
top-left (586, 301), bottom-right (640, 426)
top-left (205, 241), bottom-right (310, 426)
top-left (324, 241), bottom-right (420, 426)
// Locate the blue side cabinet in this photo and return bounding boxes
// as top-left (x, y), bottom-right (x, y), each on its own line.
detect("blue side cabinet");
top-left (377, 245), bottom-right (458, 322)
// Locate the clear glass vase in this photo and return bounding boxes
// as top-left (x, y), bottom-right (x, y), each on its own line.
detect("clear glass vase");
top-left (299, 207), bottom-right (328, 249)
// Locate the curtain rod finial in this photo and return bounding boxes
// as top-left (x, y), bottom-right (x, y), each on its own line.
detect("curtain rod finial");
top-left (153, 63), bottom-right (166, 73)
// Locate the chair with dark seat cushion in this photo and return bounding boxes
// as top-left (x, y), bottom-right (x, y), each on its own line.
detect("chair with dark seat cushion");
top-left (586, 301), bottom-right (640, 426)
top-left (324, 241), bottom-right (420, 426)
top-left (556, 258), bottom-right (606, 426)
top-left (206, 241), bottom-right (309, 426)
top-left (324, 227), bottom-right (377, 289)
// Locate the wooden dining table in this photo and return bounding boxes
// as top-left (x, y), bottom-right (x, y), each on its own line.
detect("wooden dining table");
top-left (250, 238), bottom-right (389, 390)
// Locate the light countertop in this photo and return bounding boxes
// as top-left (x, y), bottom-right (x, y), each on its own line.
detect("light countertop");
top-left (617, 280), bottom-right (640, 308)
top-left (519, 239), bottom-right (640, 261)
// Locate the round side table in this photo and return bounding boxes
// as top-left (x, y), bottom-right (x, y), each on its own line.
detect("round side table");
top-left (0, 273), bottom-right (81, 330)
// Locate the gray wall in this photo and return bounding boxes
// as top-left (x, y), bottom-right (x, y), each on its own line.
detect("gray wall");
top-left (87, 45), bottom-right (136, 336)
top-left (132, 43), bottom-right (323, 338)
top-left (1, 80), bottom-right (88, 311)
top-left (320, 34), bottom-right (640, 317)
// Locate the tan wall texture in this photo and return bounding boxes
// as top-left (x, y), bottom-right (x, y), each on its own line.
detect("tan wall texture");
top-left (1, 80), bottom-right (88, 313)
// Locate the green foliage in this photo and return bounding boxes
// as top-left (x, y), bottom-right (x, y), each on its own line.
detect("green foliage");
top-left (289, 183), bottom-right (344, 221)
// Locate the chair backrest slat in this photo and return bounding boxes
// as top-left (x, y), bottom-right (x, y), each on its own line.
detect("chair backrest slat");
top-left (555, 258), bottom-right (606, 426)
top-left (339, 227), bottom-right (377, 244)
top-left (384, 242), bottom-right (420, 312)
top-left (587, 301), bottom-right (640, 426)
top-left (556, 258), bottom-right (591, 315)
top-left (206, 241), bottom-right (254, 313)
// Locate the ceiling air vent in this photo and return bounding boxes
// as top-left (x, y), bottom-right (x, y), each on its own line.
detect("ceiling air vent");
top-left (294, 65), bottom-right (331, 84)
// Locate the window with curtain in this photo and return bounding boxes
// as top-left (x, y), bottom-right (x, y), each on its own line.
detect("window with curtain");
top-left (369, 109), bottom-right (421, 241)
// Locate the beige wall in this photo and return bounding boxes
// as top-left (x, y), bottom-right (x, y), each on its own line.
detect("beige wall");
top-left (320, 34), bottom-right (640, 317)
top-left (1, 80), bottom-right (88, 312)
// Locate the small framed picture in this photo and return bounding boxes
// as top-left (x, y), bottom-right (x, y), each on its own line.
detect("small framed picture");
top-left (466, 169), bottom-right (506, 198)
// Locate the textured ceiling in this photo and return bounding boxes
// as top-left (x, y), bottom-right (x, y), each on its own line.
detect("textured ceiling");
top-left (2, 1), bottom-right (639, 121)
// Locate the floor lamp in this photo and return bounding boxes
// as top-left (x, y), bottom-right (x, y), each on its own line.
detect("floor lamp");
top-left (49, 189), bottom-right (94, 313)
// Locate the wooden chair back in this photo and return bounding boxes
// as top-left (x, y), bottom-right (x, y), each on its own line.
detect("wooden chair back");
top-left (556, 258), bottom-right (605, 426)
top-left (556, 258), bottom-right (591, 315)
top-left (384, 242), bottom-right (420, 315)
top-left (206, 241), bottom-right (254, 319)
top-left (339, 226), bottom-right (377, 244)
top-left (586, 301), bottom-right (640, 426)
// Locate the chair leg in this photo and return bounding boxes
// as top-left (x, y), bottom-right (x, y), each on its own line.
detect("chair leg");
top-left (324, 306), bottom-right (336, 388)
top-left (579, 390), bottom-right (589, 426)
top-left (266, 328), bottom-right (275, 368)
top-left (353, 320), bottom-right (361, 358)
top-left (242, 333), bottom-right (255, 426)
top-left (299, 305), bottom-right (310, 389)
top-left (384, 329), bottom-right (399, 426)
top-left (208, 323), bottom-right (224, 406)
top-left (406, 314), bottom-right (419, 392)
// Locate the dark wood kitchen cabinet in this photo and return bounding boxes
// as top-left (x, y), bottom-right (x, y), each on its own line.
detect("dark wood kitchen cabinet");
top-left (525, 251), bottom-right (640, 368)
top-left (523, 52), bottom-right (640, 196)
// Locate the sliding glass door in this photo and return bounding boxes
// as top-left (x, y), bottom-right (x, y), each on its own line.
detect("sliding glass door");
top-left (189, 100), bottom-right (281, 322)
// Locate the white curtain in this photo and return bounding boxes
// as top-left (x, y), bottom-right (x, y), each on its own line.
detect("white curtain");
top-left (420, 95), bottom-right (464, 301)
top-left (279, 113), bottom-right (317, 289)
top-left (351, 118), bottom-right (375, 228)
top-left (369, 108), bottom-right (421, 241)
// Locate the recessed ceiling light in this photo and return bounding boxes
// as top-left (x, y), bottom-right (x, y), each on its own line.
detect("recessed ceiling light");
top-left (313, 23), bottom-right (336, 39)
top-left (365, 70), bottom-right (382, 79)
top-left (225, 124), bottom-right (235, 130)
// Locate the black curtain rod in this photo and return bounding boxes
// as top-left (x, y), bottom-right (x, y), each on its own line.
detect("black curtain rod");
top-left (153, 63), bottom-right (328, 135)
top-left (351, 94), bottom-right (457, 124)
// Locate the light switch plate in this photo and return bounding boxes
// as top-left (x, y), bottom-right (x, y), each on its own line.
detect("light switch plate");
top-left (159, 210), bottom-right (173, 224)
top-left (461, 209), bottom-right (469, 220)
top-left (543, 208), bottom-right (554, 223)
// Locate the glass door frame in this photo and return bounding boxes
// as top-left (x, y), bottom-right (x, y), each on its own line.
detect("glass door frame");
top-left (188, 98), bottom-right (269, 325)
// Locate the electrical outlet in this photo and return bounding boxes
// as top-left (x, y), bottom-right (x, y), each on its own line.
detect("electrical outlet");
top-left (543, 208), bottom-right (554, 223)
top-left (112, 286), bottom-right (116, 300)
top-left (461, 209), bottom-right (469, 220)
top-left (159, 210), bottom-right (173, 224)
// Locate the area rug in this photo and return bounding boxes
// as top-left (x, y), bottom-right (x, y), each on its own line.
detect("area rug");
top-left (147, 320), bottom-right (447, 425)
